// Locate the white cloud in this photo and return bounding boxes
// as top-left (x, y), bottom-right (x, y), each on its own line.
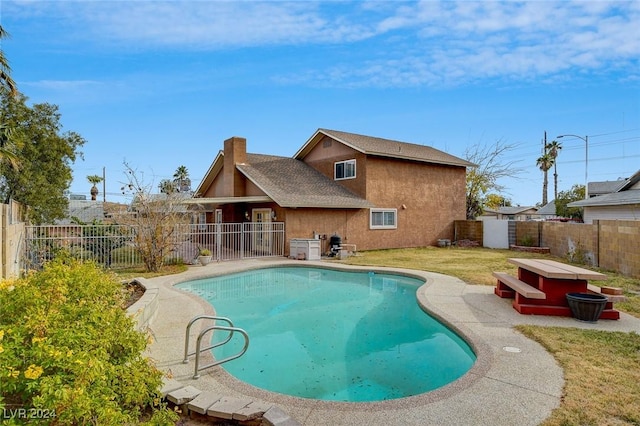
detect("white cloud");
top-left (7, 1), bottom-right (640, 88)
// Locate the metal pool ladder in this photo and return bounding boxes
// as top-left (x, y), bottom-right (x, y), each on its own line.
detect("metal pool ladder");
top-left (183, 315), bottom-right (249, 379)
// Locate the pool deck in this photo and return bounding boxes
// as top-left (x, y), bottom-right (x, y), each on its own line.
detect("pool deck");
top-left (145, 258), bottom-right (640, 426)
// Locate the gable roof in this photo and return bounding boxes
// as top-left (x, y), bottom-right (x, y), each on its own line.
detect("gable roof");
top-left (568, 190), bottom-right (640, 207)
top-left (295, 129), bottom-right (475, 168)
top-left (536, 200), bottom-right (557, 216)
top-left (569, 169), bottom-right (640, 207)
top-left (236, 154), bottom-right (373, 208)
top-left (483, 206), bottom-right (537, 215)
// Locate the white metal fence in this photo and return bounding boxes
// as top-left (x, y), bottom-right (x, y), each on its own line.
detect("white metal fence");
top-left (24, 222), bottom-right (285, 271)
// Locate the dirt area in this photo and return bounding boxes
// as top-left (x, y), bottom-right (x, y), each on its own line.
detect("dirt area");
top-left (122, 280), bottom-right (146, 308)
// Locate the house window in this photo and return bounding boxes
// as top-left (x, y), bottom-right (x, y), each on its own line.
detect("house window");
top-left (370, 209), bottom-right (397, 229)
top-left (335, 159), bottom-right (356, 180)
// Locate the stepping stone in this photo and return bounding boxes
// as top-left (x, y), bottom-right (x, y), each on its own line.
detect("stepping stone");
top-left (206, 396), bottom-right (252, 420)
top-left (186, 391), bottom-right (222, 415)
top-left (160, 377), bottom-right (184, 397)
top-left (262, 406), bottom-right (302, 426)
top-left (166, 385), bottom-right (201, 405)
top-left (233, 401), bottom-right (273, 421)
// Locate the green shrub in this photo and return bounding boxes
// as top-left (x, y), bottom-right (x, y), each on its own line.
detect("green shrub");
top-left (0, 255), bottom-right (178, 425)
top-left (110, 245), bottom-right (144, 265)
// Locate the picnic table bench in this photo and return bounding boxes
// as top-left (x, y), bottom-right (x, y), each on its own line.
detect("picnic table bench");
top-left (494, 258), bottom-right (622, 320)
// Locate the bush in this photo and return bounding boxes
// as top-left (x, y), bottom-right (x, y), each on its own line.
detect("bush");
top-left (110, 245), bottom-right (144, 266)
top-left (0, 255), bottom-right (178, 425)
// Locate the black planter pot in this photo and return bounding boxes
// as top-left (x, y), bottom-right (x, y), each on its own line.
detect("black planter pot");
top-left (566, 292), bottom-right (608, 322)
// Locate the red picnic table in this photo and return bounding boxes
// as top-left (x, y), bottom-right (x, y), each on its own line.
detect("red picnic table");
top-left (494, 258), bottom-right (620, 320)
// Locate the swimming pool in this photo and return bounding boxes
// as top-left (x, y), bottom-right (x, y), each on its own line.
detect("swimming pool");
top-left (176, 266), bottom-right (476, 402)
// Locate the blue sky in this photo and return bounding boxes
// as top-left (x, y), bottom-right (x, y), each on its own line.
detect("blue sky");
top-left (2, 0), bottom-right (639, 206)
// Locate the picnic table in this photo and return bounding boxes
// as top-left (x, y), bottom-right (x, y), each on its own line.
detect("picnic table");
top-left (494, 258), bottom-right (620, 320)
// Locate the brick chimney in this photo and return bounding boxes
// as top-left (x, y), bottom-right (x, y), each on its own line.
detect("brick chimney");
top-left (223, 136), bottom-right (247, 197)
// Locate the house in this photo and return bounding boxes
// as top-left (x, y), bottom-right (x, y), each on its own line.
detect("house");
top-left (534, 200), bottom-right (563, 221)
top-left (189, 129), bottom-right (474, 254)
top-left (568, 169), bottom-right (640, 224)
top-left (479, 206), bottom-right (539, 221)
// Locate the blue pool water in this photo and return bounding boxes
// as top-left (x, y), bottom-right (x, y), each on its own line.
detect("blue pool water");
top-left (176, 267), bottom-right (476, 402)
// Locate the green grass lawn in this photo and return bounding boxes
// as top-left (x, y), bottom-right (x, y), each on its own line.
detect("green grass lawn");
top-left (341, 246), bottom-right (640, 425)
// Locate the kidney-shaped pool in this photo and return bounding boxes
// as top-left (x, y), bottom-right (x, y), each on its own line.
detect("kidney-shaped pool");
top-left (176, 266), bottom-right (476, 402)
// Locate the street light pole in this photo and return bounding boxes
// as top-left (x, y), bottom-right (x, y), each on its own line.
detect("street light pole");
top-left (557, 134), bottom-right (588, 199)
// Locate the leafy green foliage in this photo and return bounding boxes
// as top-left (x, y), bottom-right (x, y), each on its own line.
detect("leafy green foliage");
top-left (555, 184), bottom-right (585, 221)
top-left (0, 92), bottom-right (85, 224)
top-left (0, 256), bottom-right (178, 424)
top-left (484, 193), bottom-right (512, 210)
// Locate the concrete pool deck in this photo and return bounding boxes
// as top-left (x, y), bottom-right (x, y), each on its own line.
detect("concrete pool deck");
top-left (144, 258), bottom-right (640, 426)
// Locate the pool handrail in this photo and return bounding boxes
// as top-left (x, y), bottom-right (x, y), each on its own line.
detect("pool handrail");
top-left (183, 315), bottom-right (235, 363)
top-left (192, 325), bottom-right (249, 379)
top-left (183, 314), bottom-right (250, 379)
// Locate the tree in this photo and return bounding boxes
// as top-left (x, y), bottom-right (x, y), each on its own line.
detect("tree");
top-left (173, 165), bottom-right (191, 193)
top-left (547, 140), bottom-right (562, 201)
top-left (0, 26), bottom-right (20, 168)
top-left (536, 152), bottom-right (553, 206)
top-left (484, 193), bottom-right (512, 210)
top-left (158, 178), bottom-right (177, 194)
top-left (555, 184), bottom-right (585, 221)
top-left (0, 92), bottom-right (85, 224)
top-left (464, 139), bottom-right (523, 219)
top-left (87, 174), bottom-right (103, 200)
top-left (115, 162), bottom-right (191, 272)
top-left (0, 122), bottom-right (20, 169)
top-left (0, 25), bottom-right (18, 97)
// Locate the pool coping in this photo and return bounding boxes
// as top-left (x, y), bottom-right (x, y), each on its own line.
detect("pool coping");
top-left (145, 258), bottom-right (640, 425)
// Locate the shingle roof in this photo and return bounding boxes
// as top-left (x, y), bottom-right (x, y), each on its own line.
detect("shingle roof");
top-left (296, 129), bottom-right (475, 168)
top-left (568, 190), bottom-right (640, 207)
top-left (574, 169), bottom-right (640, 207)
top-left (237, 154), bottom-right (373, 208)
top-left (536, 200), bottom-right (557, 215)
top-left (588, 180), bottom-right (626, 196)
top-left (483, 206), bottom-right (537, 215)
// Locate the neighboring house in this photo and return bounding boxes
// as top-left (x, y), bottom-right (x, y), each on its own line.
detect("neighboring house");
top-left (568, 169), bottom-right (640, 224)
top-left (56, 198), bottom-right (105, 224)
top-left (479, 206), bottom-right (538, 221)
top-left (534, 200), bottom-right (563, 221)
top-left (189, 129), bottom-right (473, 253)
top-left (55, 195), bottom-right (129, 225)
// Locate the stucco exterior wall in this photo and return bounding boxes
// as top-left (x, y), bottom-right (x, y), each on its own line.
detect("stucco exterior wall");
top-left (203, 172), bottom-right (225, 197)
top-left (285, 156), bottom-right (466, 252)
top-left (303, 141), bottom-right (367, 198)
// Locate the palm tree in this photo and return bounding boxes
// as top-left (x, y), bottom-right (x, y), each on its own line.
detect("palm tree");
top-left (536, 153), bottom-right (554, 206)
top-left (546, 140), bottom-right (562, 202)
top-left (173, 165), bottom-right (191, 193)
top-left (1, 25), bottom-right (20, 168)
top-left (87, 175), bottom-right (103, 201)
top-left (0, 123), bottom-right (19, 169)
top-left (0, 25), bottom-right (18, 97)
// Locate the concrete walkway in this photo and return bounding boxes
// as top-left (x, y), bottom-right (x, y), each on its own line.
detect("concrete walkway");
top-left (144, 259), bottom-right (640, 426)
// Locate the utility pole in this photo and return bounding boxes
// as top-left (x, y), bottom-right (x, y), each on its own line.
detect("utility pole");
top-left (102, 167), bottom-right (106, 202)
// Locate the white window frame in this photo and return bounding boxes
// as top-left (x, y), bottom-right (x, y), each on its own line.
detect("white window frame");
top-left (334, 159), bottom-right (356, 180)
top-left (370, 208), bottom-right (397, 229)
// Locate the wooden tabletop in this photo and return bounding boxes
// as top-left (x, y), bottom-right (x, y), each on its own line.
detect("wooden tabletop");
top-left (508, 258), bottom-right (607, 280)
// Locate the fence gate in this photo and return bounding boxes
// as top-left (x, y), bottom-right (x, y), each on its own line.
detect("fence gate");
top-left (24, 222), bottom-right (285, 271)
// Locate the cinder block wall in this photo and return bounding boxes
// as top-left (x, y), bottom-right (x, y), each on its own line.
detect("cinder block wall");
top-left (540, 221), bottom-right (598, 264)
top-left (515, 222), bottom-right (541, 246)
top-left (456, 219), bottom-right (639, 278)
top-left (597, 220), bottom-right (640, 278)
top-left (454, 220), bottom-right (483, 243)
